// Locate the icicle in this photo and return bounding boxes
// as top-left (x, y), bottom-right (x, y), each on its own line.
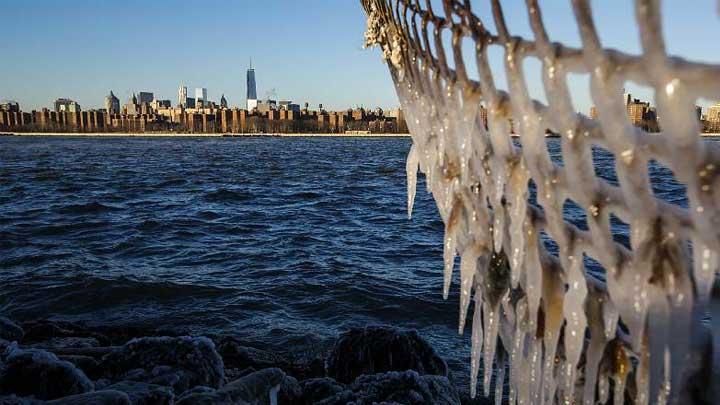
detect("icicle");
top-left (610, 339), bottom-right (630, 405)
top-left (597, 370), bottom-right (610, 404)
top-left (507, 160), bottom-right (529, 289)
top-left (492, 174), bottom-right (507, 253)
top-left (443, 233), bottom-right (457, 300)
top-left (625, 220), bottom-right (655, 352)
top-left (459, 244), bottom-right (485, 333)
top-left (495, 349), bottom-right (506, 405)
top-left (406, 143), bottom-right (419, 219)
top-left (693, 238), bottom-right (717, 304)
top-left (470, 289), bottom-right (484, 398)
top-left (443, 198), bottom-right (462, 299)
top-left (483, 300), bottom-right (500, 396)
top-left (523, 222), bottom-right (542, 333)
top-left (583, 287), bottom-right (610, 405)
top-left (562, 255), bottom-right (588, 402)
top-left (646, 285), bottom-right (672, 404)
top-left (528, 337), bottom-right (543, 404)
top-left (636, 339), bottom-right (650, 405)
top-left (510, 297), bottom-right (529, 405)
top-left (602, 299), bottom-right (619, 340)
top-left (540, 265), bottom-right (565, 404)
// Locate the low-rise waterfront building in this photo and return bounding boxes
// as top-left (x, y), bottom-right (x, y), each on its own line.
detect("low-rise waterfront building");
top-left (54, 98), bottom-right (81, 113)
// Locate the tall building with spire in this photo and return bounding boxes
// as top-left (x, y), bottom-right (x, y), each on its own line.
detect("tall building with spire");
top-left (105, 91), bottom-right (120, 114)
top-left (246, 59), bottom-right (258, 111)
top-left (178, 85), bottom-right (187, 107)
top-left (220, 94), bottom-right (228, 109)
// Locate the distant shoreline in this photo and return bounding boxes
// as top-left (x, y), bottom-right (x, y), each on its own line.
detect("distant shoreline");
top-left (0, 132), bottom-right (411, 138)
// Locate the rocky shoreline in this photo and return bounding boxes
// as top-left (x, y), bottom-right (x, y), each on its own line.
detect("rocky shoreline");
top-left (0, 317), bottom-right (488, 404)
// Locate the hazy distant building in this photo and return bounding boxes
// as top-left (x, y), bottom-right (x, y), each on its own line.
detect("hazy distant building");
top-left (105, 91), bottom-right (120, 114)
top-left (708, 103), bottom-right (720, 122)
top-left (256, 99), bottom-right (276, 113)
top-left (54, 98), bottom-right (81, 113)
top-left (124, 94), bottom-right (139, 115)
top-left (622, 91), bottom-right (631, 107)
top-left (138, 92), bottom-right (154, 105)
top-left (220, 94), bottom-right (228, 109)
top-left (627, 97), bottom-right (650, 125)
top-left (178, 85), bottom-right (188, 107)
top-left (0, 100), bottom-right (20, 112)
top-left (707, 103), bottom-right (720, 132)
top-left (185, 97), bottom-right (196, 109)
top-left (589, 106), bottom-right (598, 119)
top-left (195, 88), bottom-right (207, 103)
top-left (151, 99), bottom-right (171, 109)
top-left (246, 60), bottom-right (257, 111)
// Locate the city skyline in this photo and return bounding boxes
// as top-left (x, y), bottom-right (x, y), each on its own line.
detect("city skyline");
top-left (2, 1), bottom-right (719, 113)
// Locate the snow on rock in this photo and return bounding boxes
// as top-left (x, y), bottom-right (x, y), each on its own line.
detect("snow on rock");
top-left (0, 395), bottom-right (41, 405)
top-left (299, 378), bottom-right (346, 404)
top-left (277, 375), bottom-right (302, 404)
top-left (216, 338), bottom-right (291, 372)
top-left (99, 336), bottom-right (224, 392)
top-left (327, 326), bottom-right (448, 384)
top-left (57, 355), bottom-right (100, 379)
top-left (175, 367), bottom-right (285, 405)
top-left (104, 381), bottom-right (173, 405)
top-left (0, 344), bottom-right (93, 400)
top-left (45, 390), bottom-right (131, 405)
top-left (321, 370), bottom-right (460, 405)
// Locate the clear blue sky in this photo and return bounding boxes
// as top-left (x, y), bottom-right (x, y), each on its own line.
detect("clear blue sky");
top-left (1, 1), bottom-right (718, 113)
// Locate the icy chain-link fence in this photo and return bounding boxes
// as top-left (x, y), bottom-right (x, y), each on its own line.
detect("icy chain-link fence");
top-left (361, 0), bottom-right (719, 403)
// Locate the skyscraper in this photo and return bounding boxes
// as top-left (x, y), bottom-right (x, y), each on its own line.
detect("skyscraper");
top-left (138, 92), bottom-right (154, 105)
top-left (246, 60), bottom-right (257, 111)
top-left (178, 85), bottom-right (187, 107)
top-left (195, 88), bottom-right (207, 102)
top-left (220, 94), bottom-right (228, 109)
top-left (105, 91), bottom-right (120, 114)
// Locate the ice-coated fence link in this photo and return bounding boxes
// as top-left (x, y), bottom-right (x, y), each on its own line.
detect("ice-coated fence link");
top-left (362, 1), bottom-right (720, 403)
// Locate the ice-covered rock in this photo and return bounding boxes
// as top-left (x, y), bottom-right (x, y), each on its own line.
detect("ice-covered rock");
top-left (321, 370), bottom-right (460, 404)
top-left (219, 367), bottom-right (285, 404)
top-left (278, 375), bottom-right (302, 404)
top-left (0, 318), bottom-right (23, 343)
top-left (21, 320), bottom-right (109, 347)
top-left (0, 395), bottom-right (41, 405)
top-left (299, 378), bottom-right (345, 404)
top-left (175, 390), bottom-right (232, 405)
top-left (175, 385), bottom-right (216, 400)
top-left (327, 326), bottom-right (448, 383)
top-left (216, 338), bottom-right (290, 371)
top-left (58, 355), bottom-right (99, 378)
top-left (0, 345), bottom-right (93, 400)
top-left (99, 336), bottom-right (224, 391)
top-left (216, 336), bottom-right (324, 380)
top-left (45, 390), bottom-right (131, 405)
top-left (104, 381), bottom-right (173, 405)
top-left (176, 368), bottom-right (285, 405)
top-left (34, 337), bottom-right (101, 349)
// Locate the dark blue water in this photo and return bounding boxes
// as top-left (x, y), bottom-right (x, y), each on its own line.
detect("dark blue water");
top-left (0, 135), bottom-right (696, 385)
